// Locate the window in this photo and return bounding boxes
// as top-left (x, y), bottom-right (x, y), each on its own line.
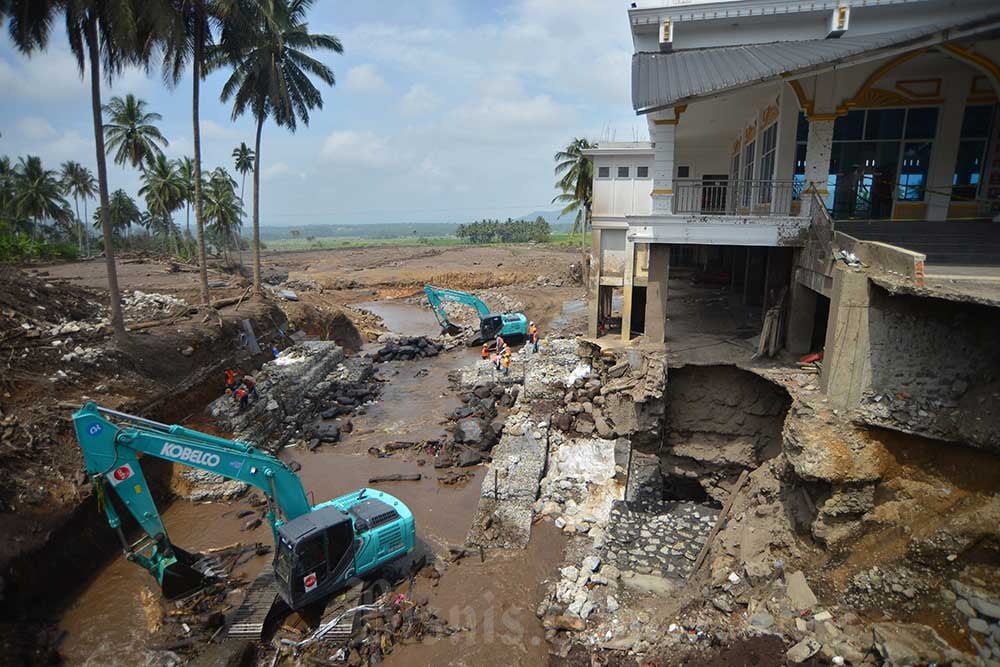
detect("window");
top-left (864, 109), bottom-right (905, 140)
top-left (905, 107), bottom-right (939, 139)
top-left (757, 123), bottom-right (778, 203)
top-left (898, 141), bottom-right (932, 201)
top-left (741, 140), bottom-right (755, 206)
top-left (793, 142), bottom-right (807, 200)
top-left (731, 152), bottom-right (740, 185)
top-left (636, 166), bottom-right (649, 178)
top-left (952, 104), bottom-right (995, 201)
top-left (597, 166), bottom-right (610, 178)
top-left (833, 110), bottom-right (865, 140)
top-left (617, 166), bottom-right (630, 178)
top-left (676, 165), bottom-right (690, 178)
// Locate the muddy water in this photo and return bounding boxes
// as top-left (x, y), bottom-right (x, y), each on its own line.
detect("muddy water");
top-left (355, 300), bottom-right (442, 338)
top-left (58, 301), bottom-right (556, 666)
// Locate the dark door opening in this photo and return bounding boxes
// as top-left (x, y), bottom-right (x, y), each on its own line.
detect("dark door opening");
top-left (630, 286), bottom-right (647, 336)
top-left (811, 294), bottom-right (831, 352)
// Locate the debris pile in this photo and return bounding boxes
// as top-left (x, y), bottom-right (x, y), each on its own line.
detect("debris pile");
top-left (121, 290), bottom-right (188, 322)
top-left (372, 336), bottom-right (443, 362)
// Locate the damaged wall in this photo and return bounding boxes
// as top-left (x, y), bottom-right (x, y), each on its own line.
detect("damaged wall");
top-left (862, 286), bottom-right (1000, 451)
top-left (659, 365), bottom-right (792, 502)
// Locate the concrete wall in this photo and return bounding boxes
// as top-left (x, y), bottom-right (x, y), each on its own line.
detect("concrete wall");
top-left (600, 229), bottom-right (628, 277)
top-left (593, 155), bottom-right (654, 218)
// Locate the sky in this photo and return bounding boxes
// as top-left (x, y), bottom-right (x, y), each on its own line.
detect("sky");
top-left (0, 0), bottom-right (644, 227)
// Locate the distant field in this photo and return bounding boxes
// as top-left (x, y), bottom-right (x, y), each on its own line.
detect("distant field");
top-left (263, 233), bottom-right (590, 252)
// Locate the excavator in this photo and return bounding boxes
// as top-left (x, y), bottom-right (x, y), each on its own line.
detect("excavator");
top-left (424, 284), bottom-right (529, 345)
top-left (71, 402), bottom-right (416, 618)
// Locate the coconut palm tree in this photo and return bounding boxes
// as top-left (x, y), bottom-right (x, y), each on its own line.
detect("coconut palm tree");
top-left (214, 0), bottom-right (342, 293)
top-left (232, 141), bottom-right (254, 208)
top-left (139, 154), bottom-right (184, 254)
top-left (14, 155), bottom-right (72, 238)
top-left (0, 156), bottom-right (17, 230)
top-left (203, 166), bottom-right (241, 262)
top-left (552, 138), bottom-right (595, 256)
top-left (175, 156), bottom-right (195, 241)
top-left (61, 160), bottom-right (98, 254)
top-left (94, 188), bottom-right (143, 246)
top-left (4, 0), bottom-right (148, 339)
top-left (103, 94), bottom-right (169, 174)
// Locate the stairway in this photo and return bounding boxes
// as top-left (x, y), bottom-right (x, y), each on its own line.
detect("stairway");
top-left (835, 220), bottom-right (1000, 265)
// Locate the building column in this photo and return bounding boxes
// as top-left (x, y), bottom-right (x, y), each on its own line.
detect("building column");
top-left (644, 243), bottom-right (670, 344)
top-left (820, 265), bottom-right (872, 410)
top-left (801, 118), bottom-right (834, 216)
top-left (620, 238), bottom-right (636, 343)
top-left (926, 73), bottom-right (970, 220)
top-left (587, 228), bottom-right (603, 338)
top-left (786, 273), bottom-right (818, 354)
top-left (650, 118), bottom-right (676, 214)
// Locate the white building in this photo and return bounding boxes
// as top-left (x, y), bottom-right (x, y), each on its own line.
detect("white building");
top-left (588, 0), bottom-right (1000, 345)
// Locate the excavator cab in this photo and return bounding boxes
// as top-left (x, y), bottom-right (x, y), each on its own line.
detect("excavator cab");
top-left (274, 505), bottom-right (357, 608)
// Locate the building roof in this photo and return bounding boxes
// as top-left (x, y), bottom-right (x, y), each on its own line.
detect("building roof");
top-left (632, 13), bottom-right (1000, 114)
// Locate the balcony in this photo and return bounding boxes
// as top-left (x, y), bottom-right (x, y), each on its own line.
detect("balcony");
top-left (672, 179), bottom-right (802, 218)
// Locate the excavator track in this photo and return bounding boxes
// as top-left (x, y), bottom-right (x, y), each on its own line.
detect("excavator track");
top-left (227, 565), bottom-right (281, 640)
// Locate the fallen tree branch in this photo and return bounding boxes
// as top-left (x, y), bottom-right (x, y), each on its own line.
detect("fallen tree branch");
top-left (368, 473), bottom-right (421, 483)
top-left (692, 470), bottom-right (749, 574)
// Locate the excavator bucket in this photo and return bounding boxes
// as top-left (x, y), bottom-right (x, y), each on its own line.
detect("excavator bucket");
top-left (160, 546), bottom-right (221, 600)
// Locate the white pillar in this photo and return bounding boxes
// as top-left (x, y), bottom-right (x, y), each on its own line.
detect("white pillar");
top-left (621, 238), bottom-right (636, 343)
top-left (650, 117), bottom-right (676, 214)
top-left (801, 118), bottom-right (834, 216)
top-left (926, 72), bottom-right (970, 220)
top-left (775, 85), bottom-right (801, 214)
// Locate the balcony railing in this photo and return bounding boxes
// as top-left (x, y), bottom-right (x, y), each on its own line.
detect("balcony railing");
top-left (673, 179), bottom-right (801, 217)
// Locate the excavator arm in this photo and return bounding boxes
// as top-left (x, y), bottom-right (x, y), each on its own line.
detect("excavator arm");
top-left (72, 402), bottom-right (311, 597)
top-left (424, 284), bottom-right (493, 335)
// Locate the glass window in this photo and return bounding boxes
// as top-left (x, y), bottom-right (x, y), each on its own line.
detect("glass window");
top-left (833, 110), bottom-right (864, 140)
top-left (636, 166), bottom-right (649, 178)
top-left (731, 152), bottom-right (740, 185)
top-left (597, 166), bottom-right (610, 178)
top-left (952, 139), bottom-right (987, 200)
top-left (676, 165), bottom-right (690, 178)
top-left (617, 166), bottom-right (629, 178)
top-left (904, 108), bottom-right (939, 139)
top-left (792, 143), bottom-right (807, 200)
top-left (297, 535), bottom-right (326, 571)
top-left (741, 140), bottom-right (755, 206)
top-left (898, 141), bottom-right (932, 201)
top-left (960, 105), bottom-right (993, 138)
top-left (864, 109), bottom-right (905, 140)
top-left (757, 124), bottom-right (778, 203)
top-left (796, 112), bottom-right (809, 143)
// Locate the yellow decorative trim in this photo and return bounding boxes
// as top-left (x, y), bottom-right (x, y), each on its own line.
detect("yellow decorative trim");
top-left (788, 79), bottom-right (814, 115)
top-left (895, 78), bottom-right (941, 98)
top-left (853, 86), bottom-right (913, 108)
top-left (836, 6), bottom-right (848, 30)
top-left (732, 137), bottom-right (741, 156)
top-left (653, 119), bottom-right (678, 125)
top-left (941, 44), bottom-right (1000, 89)
top-left (652, 104), bottom-right (687, 125)
top-left (969, 75), bottom-right (998, 102)
top-left (761, 102), bottom-right (780, 127)
top-left (651, 189), bottom-right (673, 195)
top-left (807, 113), bottom-right (841, 121)
top-left (744, 125), bottom-right (756, 143)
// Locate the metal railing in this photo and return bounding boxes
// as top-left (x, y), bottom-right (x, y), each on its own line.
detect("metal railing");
top-left (672, 179), bottom-right (800, 217)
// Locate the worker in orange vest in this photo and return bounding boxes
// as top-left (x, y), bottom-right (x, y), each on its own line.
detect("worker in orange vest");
top-left (529, 321), bottom-right (539, 353)
top-left (224, 368), bottom-right (238, 392)
top-left (481, 343), bottom-right (490, 360)
top-left (501, 348), bottom-right (512, 376)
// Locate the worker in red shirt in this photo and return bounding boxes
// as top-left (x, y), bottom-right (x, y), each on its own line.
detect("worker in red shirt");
top-left (233, 385), bottom-right (249, 411)
top-left (224, 369), bottom-right (238, 393)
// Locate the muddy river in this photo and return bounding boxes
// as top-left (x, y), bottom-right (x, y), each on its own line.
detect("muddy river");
top-left (58, 301), bottom-right (562, 666)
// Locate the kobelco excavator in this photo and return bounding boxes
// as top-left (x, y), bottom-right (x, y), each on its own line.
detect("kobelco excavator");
top-left (424, 284), bottom-right (529, 345)
top-left (72, 402), bottom-right (416, 612)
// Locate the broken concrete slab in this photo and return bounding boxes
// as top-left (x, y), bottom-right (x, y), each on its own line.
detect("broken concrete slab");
top-left (786, 570), bottom-right (818, 611)
top-left (872, 622), bottom-right (966, 665)
top-left (621, 573), bottom-right (675, 596)
top-left (786, 638), bottom-right (821, 663)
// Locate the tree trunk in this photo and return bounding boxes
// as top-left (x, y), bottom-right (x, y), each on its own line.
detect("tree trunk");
top-left (73, 194), bottom-right (82, 254)
top-left (236, 171), bottom-right (246, 268)
top-left (83, 196), bottom-right (90, 256)
top-left (192, 4), bottom-right (210, 305)
top-left (86, 17), bottom-right (125, 339)
top-left (252, 115), bottom-right (263, 293)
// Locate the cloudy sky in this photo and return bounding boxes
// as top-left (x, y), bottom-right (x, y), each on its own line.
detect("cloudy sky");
top-left (0, 0), bottom-right (643, 227)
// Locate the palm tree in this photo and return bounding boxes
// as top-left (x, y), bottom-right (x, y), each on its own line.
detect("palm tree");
top-left (94, 188), bottom-right (143, 245)
top-left (139, 154), bottom-right (184, 254)
top-left (0, 156), bottom-right (17, 230)
top-left (231, 141), bottom-right (253, 256)
top-left (4, 0), bottom-right (147, 339)
top-left (14, 155), bottom-right (72, 238)
top-left (552, 138), bottom-right (595, 254)
top-left (203, 166), bottom-right (241, 262)
top-left (103, 94), bottom-right (169, 173)
top-left (175, 156), bottom-right (195, 240)
top-left (215, 0), bottom-right (343, 293)
top-left (61, 160), bottom-right (98, 255)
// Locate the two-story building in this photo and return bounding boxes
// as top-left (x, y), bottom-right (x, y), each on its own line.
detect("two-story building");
top-left (588, 0), bottom-right (1000, 347)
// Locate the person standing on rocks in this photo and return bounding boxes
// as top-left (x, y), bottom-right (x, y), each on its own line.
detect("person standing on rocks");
top-left (233, 385), bottom-right (249, 411)
top-left (481, 343), bottom-right (490, 360)
top-left (502, 348), bottom-right (512, 376)
top-left (529, 321), bottom-right (539, 353)
top-left (224, 368), bottom-right (238, 393)
top-left (243, 374), bottom-right (258, 401)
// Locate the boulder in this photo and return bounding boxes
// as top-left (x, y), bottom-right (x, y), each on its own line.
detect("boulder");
top-left (786, 638), bottom-right (821, 664)
top-left (454, 417), bottom-right (486, 445)
top-left (872, 622), bottom-right (965, 665)
top-left (456, 450), bottom-right (483, 467)
top-left (313, 422), bottom-right (341, 443)
top-left (786, 570), bottom-right (818, 611)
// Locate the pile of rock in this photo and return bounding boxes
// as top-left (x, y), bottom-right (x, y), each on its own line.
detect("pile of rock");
top-left (947, 578), bottom-right (1000, 661)
top-left (57, 344), bottom-right (103, 366)
top-left (553, 375), bottom-right (608, 437)
top-left (372, 336), bottom-right (443, 362)
top-left (540, 554), bottom-right (616, 626)
top-left (122, 290), bottom-right (188, 322)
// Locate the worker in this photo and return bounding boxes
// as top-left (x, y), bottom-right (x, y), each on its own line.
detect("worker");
top-left (529, 321), bottom-right (539, 354)
top-left (481, 343), bottom-right (490, 360)
top-left (501, 348), bottom-right (512, 376)
top-left (243, 374), bottom-right (258, 400)
top-left (233, 385), bottom-right (249, 411)
top-left (495, 335), bottom-right (504, 352)
top-left (224, 368), bottom-right (238, 393)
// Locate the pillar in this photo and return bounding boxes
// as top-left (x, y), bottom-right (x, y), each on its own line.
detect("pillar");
top-left (650, 117), bottom-right (676, 214)
top-left (587, 228), bottom-right (603, 338)
top-left (644, 244), bottom-right (671, 344)
top-left (926, 72), bottom-right (970, 220)
top-left (774, 84), bottom-right (801, 214)
top-left (801, 118), bottom-right (834, 216)
top-left (820, 265), bottom-right (872, 410)
top-left (620, 238), bottom-right (636, 343)
top-left (786, 276), bottom-right (818, 355)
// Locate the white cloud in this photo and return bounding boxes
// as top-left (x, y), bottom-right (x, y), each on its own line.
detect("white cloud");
top-left (261, 161), bottom-right (307, 181)
top-left (0, 47), bottom-right (151, 103)
top-left (399, 84), bottom-right (441, 116)
top-left (200, 119), bottom-right (242, 142)
top-left (343, 64), bottom-right (388, 94)
top-left (16, 116), bottom-right (56, 140)
top-left (320, 130), bottom-right (392, 167)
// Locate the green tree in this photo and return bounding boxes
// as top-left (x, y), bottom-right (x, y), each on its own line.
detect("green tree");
top-left (231, 140), bottom-right (254, 212)
top-left (552, 137), bottom-right (595, 256)
top-left (102, 94), bottom-right (169, 173)
top-left (1, 156), bottom-right (20, 231)
top-left (139, 154), bottom-right (185, 254)
top-left (203, 166), bottom-right (241, 262)
top-left (60, 160), bottom-right (97, 255)
top-left (4, 0), bottom-right (151, 338)
top-left (175, 155), bottom-right (195, 240)
top-left (94, 188), bottom-right (142, 245)
top-left (215, 0), bottom-right (343, 292)
top-left (14, 155), bottom-right (72, 238)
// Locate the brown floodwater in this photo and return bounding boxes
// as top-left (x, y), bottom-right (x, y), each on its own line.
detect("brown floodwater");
top-left (354, 299), bottom-right (443, 338)
top-left (58, 302), bottom-right (558, 666)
